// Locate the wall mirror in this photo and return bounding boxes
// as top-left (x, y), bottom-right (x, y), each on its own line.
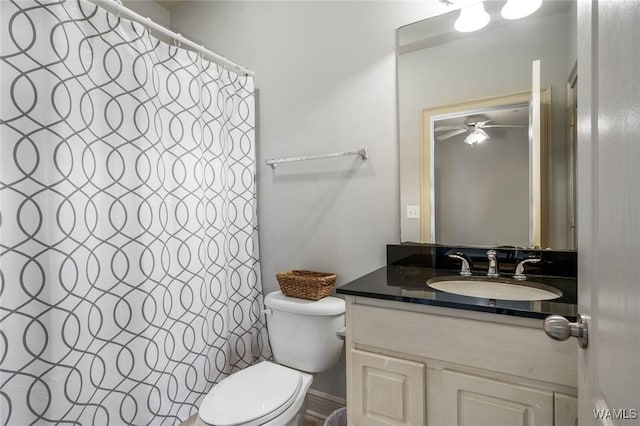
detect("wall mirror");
top-left (398, 0), bottom-right (577, 249)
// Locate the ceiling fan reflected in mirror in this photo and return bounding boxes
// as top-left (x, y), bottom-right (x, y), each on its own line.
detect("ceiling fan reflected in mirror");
top-left (434, 119), bottom-right (524, 145)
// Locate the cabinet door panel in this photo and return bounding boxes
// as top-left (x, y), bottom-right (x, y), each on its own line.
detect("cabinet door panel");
top-left (554, 393), bottom-right (578, 426)
top-left (442, 370), bottom-right (553, 426)
top-left (350, 349), bottom-right (425, 426)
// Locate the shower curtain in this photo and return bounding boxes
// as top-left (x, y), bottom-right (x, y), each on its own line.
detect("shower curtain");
top-left (0, 0), bottom-right (271, 424)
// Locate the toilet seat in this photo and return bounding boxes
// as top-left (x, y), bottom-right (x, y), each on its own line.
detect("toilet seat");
top-left (198, 361), bottom-right (303, 426)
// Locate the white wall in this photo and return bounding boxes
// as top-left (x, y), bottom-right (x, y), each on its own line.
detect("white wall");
top-left (170, 0), bottom-right (444, 399)
top-left (123, 0), bottom-right (170, 28)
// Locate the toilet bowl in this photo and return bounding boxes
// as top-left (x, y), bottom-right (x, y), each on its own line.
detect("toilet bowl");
top-left (197, 291), bottom-right (345, 426)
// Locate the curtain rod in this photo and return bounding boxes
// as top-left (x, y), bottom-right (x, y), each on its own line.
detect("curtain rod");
top-left (87, 0), bottom-right (255, 76)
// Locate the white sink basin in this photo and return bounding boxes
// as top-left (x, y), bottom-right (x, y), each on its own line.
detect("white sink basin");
top-left (427, 277), bottom-right (562, 301)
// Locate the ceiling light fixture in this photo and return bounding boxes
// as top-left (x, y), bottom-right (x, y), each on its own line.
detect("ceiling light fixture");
top-left (501, 0), bottom-right (543, 20)
top-left (464, 128), bottom-right (489, 145)
top-left (454, 1), bottom-right (490, 33)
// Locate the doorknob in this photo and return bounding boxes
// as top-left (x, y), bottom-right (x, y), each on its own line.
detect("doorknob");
top-left (543, 313), bottom-right (589, 348)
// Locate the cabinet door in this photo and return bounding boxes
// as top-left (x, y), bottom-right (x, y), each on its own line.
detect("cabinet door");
top-left (554, 393), bottom-right (578, 426)
top-left (442, 370), bottom-right (553, 426)
top-left (350, 349), bottom-right (425, 426)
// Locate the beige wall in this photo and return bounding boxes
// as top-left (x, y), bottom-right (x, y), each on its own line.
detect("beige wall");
top-left (169, 0), bottom-right (445, 399)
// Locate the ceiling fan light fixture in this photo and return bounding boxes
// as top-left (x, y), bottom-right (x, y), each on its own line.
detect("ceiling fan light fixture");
top-left (464, 128), bottom-right (489, 145)
top-left (454, 1), bottom-right (490, 33)
top-left (501, 0), bottom-right (543, 20)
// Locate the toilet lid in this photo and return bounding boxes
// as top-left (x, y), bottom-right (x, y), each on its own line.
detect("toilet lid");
top-left (199, 361), bottom-right (302, 426)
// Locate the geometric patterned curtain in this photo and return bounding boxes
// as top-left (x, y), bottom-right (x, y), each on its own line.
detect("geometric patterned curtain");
top-left (0, 1), bottom-right (270, 424)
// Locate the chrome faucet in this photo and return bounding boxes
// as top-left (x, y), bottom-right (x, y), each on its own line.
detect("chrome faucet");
top-left (486, 250), bottom-right (499, 278)
top-left (513, 258), bottom-right (541, 280)
top-left (448, 252), bottom-right (472, 276)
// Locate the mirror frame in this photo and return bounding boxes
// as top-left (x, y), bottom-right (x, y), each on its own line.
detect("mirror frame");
top-left (420, 89), bottom-right (551, 247)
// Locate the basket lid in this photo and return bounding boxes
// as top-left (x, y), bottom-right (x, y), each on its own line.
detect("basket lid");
top-left (265, 291), bottom-right (345, 316)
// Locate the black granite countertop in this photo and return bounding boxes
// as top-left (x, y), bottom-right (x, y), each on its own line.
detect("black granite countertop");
top-left (336, 265), bottom-right (578, 321)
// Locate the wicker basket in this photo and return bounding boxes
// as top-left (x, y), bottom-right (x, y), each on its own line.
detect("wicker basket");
top-left (276, 270), bottom-right (337, 301)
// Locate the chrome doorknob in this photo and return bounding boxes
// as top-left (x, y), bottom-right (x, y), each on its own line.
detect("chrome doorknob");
top-left (543, 314), bottom-right (589, 348)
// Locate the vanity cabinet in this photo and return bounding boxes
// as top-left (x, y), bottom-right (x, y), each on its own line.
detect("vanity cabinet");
top-left (345, 296), bottom-right (578, 426)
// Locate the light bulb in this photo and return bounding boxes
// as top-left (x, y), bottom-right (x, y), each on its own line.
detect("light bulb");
top-left (464, 128), bottom-right (489, 145)
top-left (501, 0), bottom-right (543, 20)
top-left (454, 2), bottom-right (490, 33)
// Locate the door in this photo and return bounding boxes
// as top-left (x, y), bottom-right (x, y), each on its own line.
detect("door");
top-left (577, 0), bottom-right (640, 423)
top-left (349, 349), bottom-right (425, 426)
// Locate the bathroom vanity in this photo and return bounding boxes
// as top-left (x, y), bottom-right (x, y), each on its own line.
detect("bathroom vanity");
top-left (337, 245), bottom-right (579, 426)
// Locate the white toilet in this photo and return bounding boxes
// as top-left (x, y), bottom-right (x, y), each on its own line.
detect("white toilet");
top-left (197, 291), bottom-right (346, 426)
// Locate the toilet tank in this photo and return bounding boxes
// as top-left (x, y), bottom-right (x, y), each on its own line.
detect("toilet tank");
top-left (264, 291), bottom-right (345, 373)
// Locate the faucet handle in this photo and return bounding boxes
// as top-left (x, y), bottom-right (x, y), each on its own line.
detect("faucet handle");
top-left (513, 258), bottom-right (541, 280)
top-left (448, 252), bottom-right (472, 276)
top-left (486, 249), bottom-right (499, 278)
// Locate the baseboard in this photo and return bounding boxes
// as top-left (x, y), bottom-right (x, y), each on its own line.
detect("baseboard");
top-left (305, 389), bottom-right (346, 420)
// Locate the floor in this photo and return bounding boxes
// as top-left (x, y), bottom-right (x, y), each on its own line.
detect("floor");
top-left (180, 415), bottom-right (197, 426)
top-left (303, 415), bottom-right (324, 426)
